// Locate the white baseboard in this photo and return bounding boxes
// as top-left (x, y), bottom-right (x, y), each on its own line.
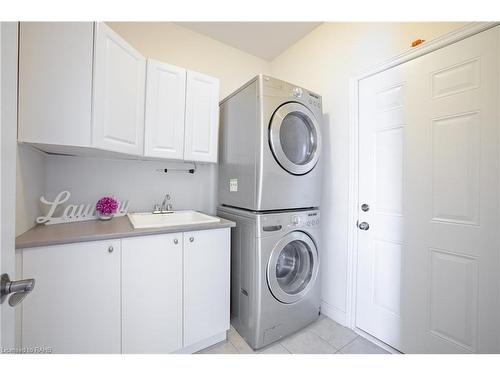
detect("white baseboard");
top-left (174, 331), bottom-right (227, 354)
top-left (320, 300), bottom-right (347, 326)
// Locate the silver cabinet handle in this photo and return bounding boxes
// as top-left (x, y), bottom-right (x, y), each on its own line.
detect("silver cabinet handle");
top-left (361, 203), bottom-right (370, 212)
top-left (358, 222), bottom-right (370, 231)
top-left (189, 237), bottom-right (194, 242)
top-left (174, 239), bottom-right (179, 245)
top-left (108, 246), bottom-right (114, 253)
top-left (1, 273), bottom-right (35, 307)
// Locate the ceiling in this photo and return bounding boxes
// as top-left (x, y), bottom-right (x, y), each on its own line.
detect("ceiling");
top-left (176, 22), bottom-right (321, 60)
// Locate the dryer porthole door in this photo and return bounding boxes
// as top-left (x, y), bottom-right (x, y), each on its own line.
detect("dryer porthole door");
top-left (267, 231), bottom-right (319, 304)
top-left (269, 102), bottom-right (322, 175)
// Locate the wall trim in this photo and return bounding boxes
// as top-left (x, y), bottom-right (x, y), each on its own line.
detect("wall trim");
top-left (346, 22), bottom-right (500, 334)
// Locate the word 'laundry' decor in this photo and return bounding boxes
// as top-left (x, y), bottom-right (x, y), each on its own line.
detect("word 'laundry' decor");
top-left (36, 191), bottom-right (130, 225)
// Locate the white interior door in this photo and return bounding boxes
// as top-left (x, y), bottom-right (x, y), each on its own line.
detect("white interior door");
top-left (356, 63), bottom-right (406, 351)
top-left (402, 26), bottom-right (499, 354)
top-left (357, 26), bottom-right (500, 353)
top-left (0, 22), bottom-right (18, 350)
top-left (0, 21), bottom-right (3, 348)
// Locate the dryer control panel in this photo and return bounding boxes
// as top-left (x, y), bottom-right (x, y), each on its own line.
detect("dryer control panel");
top-left (261, 75), bottom-right (322, 112)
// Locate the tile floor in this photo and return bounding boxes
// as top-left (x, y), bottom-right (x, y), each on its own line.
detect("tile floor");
top-left (198, 315), bottom-right (390, 354)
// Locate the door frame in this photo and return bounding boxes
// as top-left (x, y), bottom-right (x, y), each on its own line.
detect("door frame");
top-left (345, 22), bottom-right (499, 349)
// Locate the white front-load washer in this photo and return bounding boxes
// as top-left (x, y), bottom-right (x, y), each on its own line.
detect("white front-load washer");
top-left (218, 75), bottom-right (323, 211)
top-left (217, 205), bottom-right (321, 349)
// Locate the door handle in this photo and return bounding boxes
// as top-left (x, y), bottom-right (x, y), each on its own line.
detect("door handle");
top-left (357, 221), bottom-right (370, 231)
top-left (1, 273), bottom-right (36, 307)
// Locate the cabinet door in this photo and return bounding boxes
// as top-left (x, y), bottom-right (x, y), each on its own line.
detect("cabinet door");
top-left (18, 22), bottom-right (94, 147)
top-left (144, 59), bottom-right (186, 160)
top-left (93, 23), bottom-right (146, 155)
top-left (184, 71), bottom-right (220, 163)
top-left (22, 240), bottom-right (121, 353)
top-left (121, 234), bottom-right (183, 353)
top-left (183, 228), bottom-right (230, 346)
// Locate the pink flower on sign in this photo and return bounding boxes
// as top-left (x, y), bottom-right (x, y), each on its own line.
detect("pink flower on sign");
top-left (95, 196), bottom-right (118, 216)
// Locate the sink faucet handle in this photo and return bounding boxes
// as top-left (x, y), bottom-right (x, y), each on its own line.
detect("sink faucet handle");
top-left (161, 193), bottom-right (172, 212)
top-left (153, 204), bottom-right (161, 214)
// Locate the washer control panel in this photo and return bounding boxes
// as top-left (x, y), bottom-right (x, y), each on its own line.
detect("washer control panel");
top-left (288, 211), bottom-right (320, 229)
top-left (258, 209), bottom-right (320, 237)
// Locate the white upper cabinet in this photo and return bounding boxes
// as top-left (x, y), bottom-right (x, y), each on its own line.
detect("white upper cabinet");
top-left (18, 22), bottom-right (220, 163)
top-left (184, 71), bottom-right (220, 163)
top-left (92, 23), bottom-right (146, 155)
top-left (18, 22), bottom-right (146, 156)
top-left (144, 59), bottom-right (186, 160)
top-left (18, 22), bottom-right (94, 147)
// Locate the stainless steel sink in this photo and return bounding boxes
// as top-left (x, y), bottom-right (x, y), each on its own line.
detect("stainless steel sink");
top-left (127, 210), bottom-right (220, 229)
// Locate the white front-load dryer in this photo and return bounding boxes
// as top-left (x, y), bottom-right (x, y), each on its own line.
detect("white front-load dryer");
top-left (218, 75), bottom-right (323, 211)
top-left (217, 206), bottom-right (321, 349)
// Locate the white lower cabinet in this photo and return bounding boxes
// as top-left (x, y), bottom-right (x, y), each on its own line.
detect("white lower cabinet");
top-left (121, 233), bottom-right (183, 354)
top-left (22, 240), bottom-right (121, 354)
top-left (183, 229), bottom-right (230, 346)
top-left (20, 228), bottom-right (230, 353)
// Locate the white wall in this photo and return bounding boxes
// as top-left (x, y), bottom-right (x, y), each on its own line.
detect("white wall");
top-left (44, 156), bottom-right (217, 215)
top-left (270, 22), bottom-right (466, 324)
top-left (16, 145), bottom-right (46, 235)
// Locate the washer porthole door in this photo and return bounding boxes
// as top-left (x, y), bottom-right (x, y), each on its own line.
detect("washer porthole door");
top-left (269, 102), bottom-right (322, 175)
top-left (267, 231), bottom-right (319, 304)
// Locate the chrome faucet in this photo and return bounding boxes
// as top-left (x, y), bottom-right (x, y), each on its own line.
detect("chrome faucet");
top-left (153, 193), bottom-right (174, 214)
top-left (157, 193), bottom-right (173, 213)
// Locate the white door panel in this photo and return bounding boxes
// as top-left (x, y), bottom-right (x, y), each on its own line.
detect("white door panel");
top-left (144, 59), bottom-right (186, 160)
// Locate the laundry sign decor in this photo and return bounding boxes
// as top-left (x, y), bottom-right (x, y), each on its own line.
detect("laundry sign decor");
top-left (36, 191), bottom-right (130, 225)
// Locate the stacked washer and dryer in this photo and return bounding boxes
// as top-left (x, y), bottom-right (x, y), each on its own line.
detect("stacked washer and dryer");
top-left (217, 75), bottom-right (323, 349)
